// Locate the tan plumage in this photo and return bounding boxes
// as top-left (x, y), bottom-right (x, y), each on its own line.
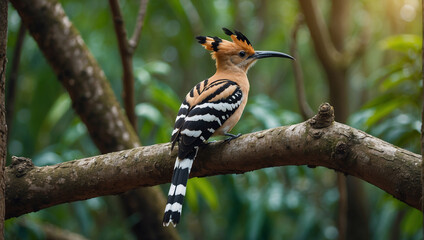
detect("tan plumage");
top-left (163, 28), bottom-right (294, 227)
top-left (183, 73), bottom-right (248, 136)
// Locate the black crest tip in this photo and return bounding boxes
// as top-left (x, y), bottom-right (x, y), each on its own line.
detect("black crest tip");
top-left (211, 36), bottom-right (222, 52)
top-left (234, 30), bottom-right (251, 46)
top-left (222, 27), bottom-right (233, 36)
top-left (196, 36), bottom-right (206, 44)
top-left (212, 36), bottom-right (222, 42)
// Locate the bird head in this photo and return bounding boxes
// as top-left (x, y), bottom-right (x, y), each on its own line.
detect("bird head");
top-left (196, 28), bottom-right (294, 72)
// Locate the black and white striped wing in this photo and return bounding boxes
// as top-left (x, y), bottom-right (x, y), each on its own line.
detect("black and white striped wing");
top-left (171, 100), bottom-right (190, 150)
top-left (178, 85), bottom-right (243, 157)
top-left (164, 80), bottom-right (243, 226)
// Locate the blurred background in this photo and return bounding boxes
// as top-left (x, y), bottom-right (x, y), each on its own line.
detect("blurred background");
top-left (4, 0), bottom-right (422, 239)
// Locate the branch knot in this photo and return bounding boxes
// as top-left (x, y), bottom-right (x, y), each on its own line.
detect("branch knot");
top-left (309, 102), bottom-right (335, 129)
top-left (9, 156), bottom-right (34, 177)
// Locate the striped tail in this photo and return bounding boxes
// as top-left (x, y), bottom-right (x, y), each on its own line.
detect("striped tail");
top-left (163, 147), bottom-right (198, 226)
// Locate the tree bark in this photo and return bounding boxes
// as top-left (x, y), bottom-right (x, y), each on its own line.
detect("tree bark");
top-left (421, 1), bottom-right (424, 233)
top-left (5, 108), bottom-right (422, 219)
top-left (10, 0), bottom-right (140, 152)
top-left (9, 0), bottom-right (177, 239)
top-left (0, 0), bottom-right (8, 237)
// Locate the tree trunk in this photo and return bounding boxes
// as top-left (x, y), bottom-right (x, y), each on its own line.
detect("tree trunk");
top-left (0, 0), bottom-right (8, 238)
top-left (421, 2), bottom-right (424, 233)
top-left (9, 0), bottom-right (178, 238)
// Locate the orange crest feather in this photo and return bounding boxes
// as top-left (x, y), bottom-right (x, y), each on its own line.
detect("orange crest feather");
top-left (196, 28), bottom-right (255, 56)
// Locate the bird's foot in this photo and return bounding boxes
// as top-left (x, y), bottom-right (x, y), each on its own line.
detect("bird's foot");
top-left (202, 140), bottom-right (217, 146)
top-left (224, 133), bottom-right (241, 143)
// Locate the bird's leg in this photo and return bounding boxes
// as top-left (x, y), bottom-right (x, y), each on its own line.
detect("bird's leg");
top-left (224, 133), bottom-right (242, 143)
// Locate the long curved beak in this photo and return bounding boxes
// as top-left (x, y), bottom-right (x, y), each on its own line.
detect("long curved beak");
top-left (248, 51), bottom-right (294, 60)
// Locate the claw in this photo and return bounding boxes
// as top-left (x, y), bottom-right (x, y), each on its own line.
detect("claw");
top-left (224, 133), bottom-right (241, 143)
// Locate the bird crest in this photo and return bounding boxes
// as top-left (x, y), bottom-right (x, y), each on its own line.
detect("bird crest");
top-left (196, 28), bottom-right (255, 58)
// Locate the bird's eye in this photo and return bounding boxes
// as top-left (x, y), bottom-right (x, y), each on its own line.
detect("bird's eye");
top-left (238, 51), bottom-right (246, 58)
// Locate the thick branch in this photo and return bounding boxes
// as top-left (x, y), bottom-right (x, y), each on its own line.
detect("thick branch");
top-left (329, 0), bottom-right (350, 51)
top-left (6, 120), bottom-right (421, 218)
top-left (11, 0), bottom-right (140, 152)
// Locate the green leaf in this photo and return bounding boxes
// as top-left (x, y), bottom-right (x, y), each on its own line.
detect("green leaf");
top-left (379, 34), bottom-right (422, 53)
top-left (279, 110), bottom-right (302, 125)
top-left (348, 109), bottom-right (375, 129)
top-left (185, 180), bottom-right (198, 212)
top-left (247, 105), bottom-right (281, 129)
top-left (42, 94), bottom-right (71, 129)
top-left (380, 71), bottom-right (412, 91)
top-left (63, 122), bottom-right (87, 146)
top-left (134, 67), bottom-right (152, 85)
top-left (401, 209), bottom-right (422, 235)
top-left (135, 103), bottom-right (163, 123)
top-left (150, 81), bottom-right (181, 112)
top-left (190, 178), bottom-right (219, 210)
top-left (365, 99), bottom-right (405, 127)
top-left (145, 61), bottom-right (172, 75)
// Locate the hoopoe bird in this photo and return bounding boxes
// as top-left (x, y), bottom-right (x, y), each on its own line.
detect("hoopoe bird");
top-left (163, 28), bottom-right (293, 226)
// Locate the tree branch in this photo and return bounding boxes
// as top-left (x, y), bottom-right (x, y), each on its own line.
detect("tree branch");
top-left (6, 104), bottom-right (422, 218)
top-left (109, 0), bottom-right (137, 129)
top-left (289, 15), bottom-right (314, 120)
top-left (128, 0), bottom-right (149, 52)
top-left (11, 0), bottom-right (140, 152)
top-left (108, 0), bottom-right (148, 130)
top-left (329, 0), bottom-right (350, 52)
top-left (298, 0), bottom-right (343, 68)
top-left (347, 12), bottom-right (370, 63)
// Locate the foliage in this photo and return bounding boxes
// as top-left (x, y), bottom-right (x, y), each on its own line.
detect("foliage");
top-left (4, 0), bottom-right (422, 239)
top-left (348, 33), bottom-right (422, 240)
top-left (349, 34), bottom-right (422, 153)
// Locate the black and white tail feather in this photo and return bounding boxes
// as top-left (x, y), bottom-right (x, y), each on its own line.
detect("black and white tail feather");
top-left (163, 79), bottom-right (243, 226)
top-left (163, 147), bottom-right (198, 226)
